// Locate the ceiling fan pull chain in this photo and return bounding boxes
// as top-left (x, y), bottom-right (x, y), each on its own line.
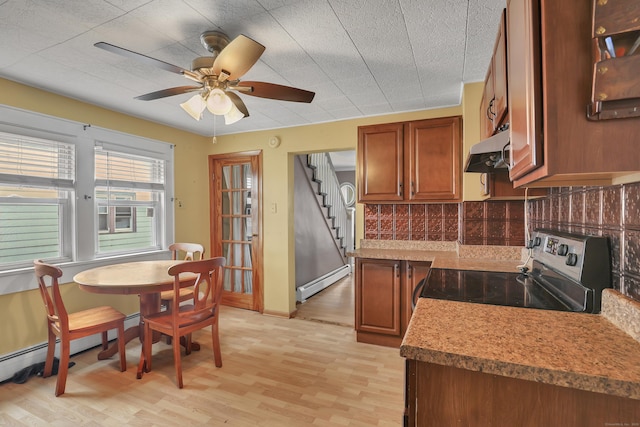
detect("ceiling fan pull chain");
top-left (212, 116), bottom-right (217, 144)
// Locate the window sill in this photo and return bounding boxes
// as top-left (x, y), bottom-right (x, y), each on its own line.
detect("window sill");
top-left (0, 250), bottom-right (171, 296)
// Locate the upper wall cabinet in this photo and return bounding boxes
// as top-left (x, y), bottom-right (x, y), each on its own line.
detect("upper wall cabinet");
top-left (507, 0), bottom-right (640, 187)
top-left (480, 9), bottom-right (509, 139)
top-left (357, 116), bottom-right (462, 203)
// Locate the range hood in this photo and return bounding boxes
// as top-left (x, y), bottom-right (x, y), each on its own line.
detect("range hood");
top-left (464, 130), bottom-right (510, 173)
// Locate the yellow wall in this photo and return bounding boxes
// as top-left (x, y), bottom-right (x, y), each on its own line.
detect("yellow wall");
top-left (208, 106), bottom-right (464, 315)
top-left (0, 78), bottom-right (210, 355)
top-left (461, 82), bottom-right (485, 201)
top-left (0, 77), bottom-right (481, 355)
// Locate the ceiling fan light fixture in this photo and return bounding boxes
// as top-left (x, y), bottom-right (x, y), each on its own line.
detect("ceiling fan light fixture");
top-left (206, 88), bottom-right (233, 115)
top-left (180, 94), bottom-right (206, 120)
top-left (224, 102), bottom-right (245, 125)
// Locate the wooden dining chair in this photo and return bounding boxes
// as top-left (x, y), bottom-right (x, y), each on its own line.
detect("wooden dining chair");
top-left (33, 260), bottom-right (127, 396)
top-left (159, 243), bottom-right (205, 309)
top-left (139, 257), bottom-right (225, 388)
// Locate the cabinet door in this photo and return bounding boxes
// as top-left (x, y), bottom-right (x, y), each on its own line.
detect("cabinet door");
top-left (402, 261), bottom-right (431, 335)
top-left (507, 0), bottom-right (543, 181)
top-left (492, 9), bottom-right (508, 129)
top-left (408, 116), bottom-right (462, 201)
top-left (357, 123), bottom-right (404, 202)
top-left (355, 258), bottom-right (401, 336)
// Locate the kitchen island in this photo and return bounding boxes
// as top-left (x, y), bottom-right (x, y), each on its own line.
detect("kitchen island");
top-left (401, 289), bottom-right (640, 426)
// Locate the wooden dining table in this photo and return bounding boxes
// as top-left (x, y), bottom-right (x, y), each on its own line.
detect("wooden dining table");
top-left (73, 259), bottom-right (198, 377)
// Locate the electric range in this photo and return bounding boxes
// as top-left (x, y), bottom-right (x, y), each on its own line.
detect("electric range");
top-left (419, 229), bottom-right (612, 313)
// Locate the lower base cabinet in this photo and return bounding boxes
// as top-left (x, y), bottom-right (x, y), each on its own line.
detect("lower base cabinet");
top-left (355, 258), bottom-right (430, 348)
top-left (404, 360), bottom-right (640, 427)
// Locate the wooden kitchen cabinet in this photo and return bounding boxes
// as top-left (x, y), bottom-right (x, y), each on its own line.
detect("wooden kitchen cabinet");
top-left (507, 0), bottom-right (640, 187)
top-left (355, 258), bottom-right (429, 348)
top-left (480, 9), bottom-right (508, 139)
top-left (481, 172), bottom-right (548, 199)
top-left (405, 361), bottom-right (640, 427)
top-left (357, 116), bottom-right (462, 203)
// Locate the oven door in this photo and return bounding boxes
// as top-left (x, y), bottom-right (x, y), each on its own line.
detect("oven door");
top-left (419, 268), bottom-right (574, 311)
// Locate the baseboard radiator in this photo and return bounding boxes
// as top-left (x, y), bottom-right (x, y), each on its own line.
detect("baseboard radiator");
top-left (0, 313), bottom-right (140, 383)
top-left (296, 264), bottom-right (351, 303)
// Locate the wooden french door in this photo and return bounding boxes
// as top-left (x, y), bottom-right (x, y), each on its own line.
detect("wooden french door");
top-left (209, 151), bottom-right (263, 312)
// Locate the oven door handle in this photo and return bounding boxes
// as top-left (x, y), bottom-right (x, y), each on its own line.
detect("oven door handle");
top-left (411, 277), bottom-right (428, 311)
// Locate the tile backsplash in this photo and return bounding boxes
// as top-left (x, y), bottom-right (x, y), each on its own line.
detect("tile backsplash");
top-left (364, 201), bottom-right (525, 246)
top-left (528, 183), bottom-right (640, 301)
top-left (363, 182), bottom-right (640, 302)
top-left (364, 204), bottom-right (459, 241)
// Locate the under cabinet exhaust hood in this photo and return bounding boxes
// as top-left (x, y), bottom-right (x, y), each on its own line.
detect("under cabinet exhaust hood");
top-left (464, 130), bottom-right (510, 173)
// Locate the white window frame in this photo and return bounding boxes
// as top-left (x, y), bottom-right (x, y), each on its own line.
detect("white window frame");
top-left (0, 106), bottom-right (175, 295)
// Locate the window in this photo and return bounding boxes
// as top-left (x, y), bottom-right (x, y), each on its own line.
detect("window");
top-left (98, 205), bottom-right (136, 234)
top-left (94, 147), bottom-right (165, 254)
top-left (0, 132), bottom-right (75, 268)
top-left (0, 106), bottom-right (174, 280)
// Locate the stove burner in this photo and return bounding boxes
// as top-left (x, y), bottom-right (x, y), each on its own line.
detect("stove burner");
top-left (418, 230), bottom-right (612, 314)
top-left (421, 269), bottom-right (573, 311)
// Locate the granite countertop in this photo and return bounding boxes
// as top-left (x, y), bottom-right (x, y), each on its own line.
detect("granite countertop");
top-left (401, 289), bottom-right (640, 400)
top-left (354, 239), bottom-right (640, 399)
top-left (348, 239), bottom-right (527, 272)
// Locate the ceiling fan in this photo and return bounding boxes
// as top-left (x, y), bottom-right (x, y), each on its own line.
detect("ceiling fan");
top-left (94, 31), bottom-right (315, 124)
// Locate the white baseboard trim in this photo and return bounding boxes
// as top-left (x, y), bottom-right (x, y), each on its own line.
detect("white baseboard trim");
top-left (0, 313), bottom-right (140, 383)
top-left (296, 264), bottom-right (351, 303)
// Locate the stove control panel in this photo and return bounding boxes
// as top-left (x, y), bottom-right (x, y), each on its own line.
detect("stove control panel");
top-left (531, 230), bottom-right (585, 282)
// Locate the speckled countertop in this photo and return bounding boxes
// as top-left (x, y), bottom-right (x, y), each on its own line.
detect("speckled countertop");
top-left (347, 239), bottom-right (527, 272)
top-left (401, 290), bottom-right (640, 400)
top-left (351, 239), bottom-right (640, 400)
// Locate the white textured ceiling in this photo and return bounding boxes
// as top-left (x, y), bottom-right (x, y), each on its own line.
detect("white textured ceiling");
top-left (0, 0), bottom-right (505, 137)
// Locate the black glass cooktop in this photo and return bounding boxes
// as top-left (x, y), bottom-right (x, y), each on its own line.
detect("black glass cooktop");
top-left (420, 268), bottom-right (573, 311)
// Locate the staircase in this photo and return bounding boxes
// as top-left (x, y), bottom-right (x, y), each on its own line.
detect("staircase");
top-left (306, 153), bottom-right (350, 258)
top-left (295, 153), bottom-right (353, 302)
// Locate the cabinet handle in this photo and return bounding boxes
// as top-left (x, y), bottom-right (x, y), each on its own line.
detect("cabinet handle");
top-left (487, 97), bottom-right (496, 119)
top-left (398, 182), bottom-right (403, 196)
top-left (395, 264), bottom-right (400, 278)
top-left (411, 181), bottom-right (415, 196)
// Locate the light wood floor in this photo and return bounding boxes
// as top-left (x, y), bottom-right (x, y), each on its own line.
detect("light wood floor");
top-left (295, 273), bottom-right (354, 327)
top-left (0, 282), bottom-right (405, 426)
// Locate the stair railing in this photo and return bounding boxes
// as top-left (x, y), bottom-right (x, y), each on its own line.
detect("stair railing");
top-left (307, 153), bottom-right (348, 253)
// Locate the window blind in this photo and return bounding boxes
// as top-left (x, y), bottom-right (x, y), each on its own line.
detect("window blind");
top-left (0, 131), bottom-right (75, 189)
top-left (95, 147), bottom-right (165, 191)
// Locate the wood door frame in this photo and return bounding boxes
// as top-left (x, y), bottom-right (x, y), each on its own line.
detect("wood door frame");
top-left (209, 150), bottom-right (263, 313)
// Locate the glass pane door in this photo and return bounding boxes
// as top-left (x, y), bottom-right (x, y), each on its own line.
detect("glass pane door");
top-left (221, 163), bottom-right (253, 297)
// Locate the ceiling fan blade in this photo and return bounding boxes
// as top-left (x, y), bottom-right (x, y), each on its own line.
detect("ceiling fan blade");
top-left (226, 91), bottom-right (250, 117)
top-left (237, 81), bottom-right (315, 103)
top-left (135, 86), bottom-right (202, 101)
top-left (212, 35), bottom-right (265, 81)
top-left (95, 42), bottom-right (197, 79)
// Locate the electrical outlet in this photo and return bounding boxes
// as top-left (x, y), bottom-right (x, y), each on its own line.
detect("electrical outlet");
top-left (270, 203), bottom-right (277, 213)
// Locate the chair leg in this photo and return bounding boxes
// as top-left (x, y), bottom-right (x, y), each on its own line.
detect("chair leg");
top-left (55, 340), bottom-right (71, 397)
top-left (117, 323), bottom-right (127, 372)
top-left (185, 333), bottom-right (192, 355)
top-left (211, 322), bottom-right (222, 368)
top-left (101, 331), bottom-right (108, 350)
top-left (173, 334), bottom-right (183, 388)
top-left (163, 302), bottom-right (172, 345)
top-left (43, 328), bottom-right (56, 378)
